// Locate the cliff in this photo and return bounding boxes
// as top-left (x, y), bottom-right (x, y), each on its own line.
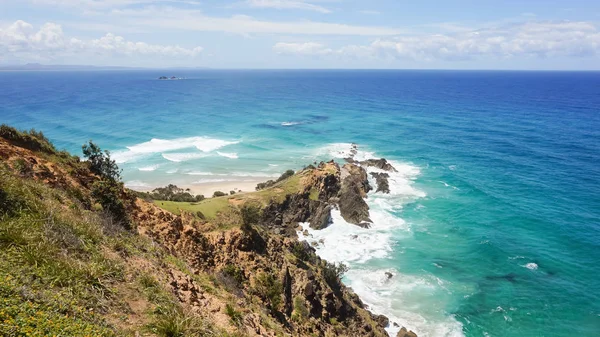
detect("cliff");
top-left (0, 125), bottom-right (416, 337)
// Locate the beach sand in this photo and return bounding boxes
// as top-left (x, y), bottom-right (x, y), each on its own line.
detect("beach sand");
top-left (182, 180), bottom-right (261, 197)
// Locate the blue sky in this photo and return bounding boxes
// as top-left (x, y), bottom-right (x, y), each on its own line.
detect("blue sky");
top-left (1, 0), bottom-right (599, 69)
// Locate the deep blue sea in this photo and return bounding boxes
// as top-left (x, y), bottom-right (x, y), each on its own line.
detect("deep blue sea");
top-left (1, 70), bottom-right (599, 337)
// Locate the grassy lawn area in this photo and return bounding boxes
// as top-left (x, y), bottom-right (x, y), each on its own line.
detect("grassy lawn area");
top-left (153, 171), bottom-right (307, 217)
top-left (153, 196), bottom-right (231, 219)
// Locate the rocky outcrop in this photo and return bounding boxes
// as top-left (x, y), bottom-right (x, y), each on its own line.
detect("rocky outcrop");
top-left (309, 203), bottom-right (332, 229)
top-left (339, 163), bottom-right (372, 225)
top-left (397, 327), bottom-right (418, 337)
top-left (371, 172), bottom-right (391, 194)
top-left (361, 158), bottom-right (398, 172)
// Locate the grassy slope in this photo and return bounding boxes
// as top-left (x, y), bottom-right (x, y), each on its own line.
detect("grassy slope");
top-left (153, 173), bottom-right (304, 219)
top-left (0, 129), bottom-right (242, 337)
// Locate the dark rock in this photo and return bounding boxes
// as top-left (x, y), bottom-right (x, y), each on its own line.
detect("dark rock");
top-left (338, 164), bottom-right (372, 225)
top-left (385, 272), bottom-right (393, 279)
top-left (373, 314), bottom-right (390, 328)
top-left (393, 322), bottom-right (400, 327)
top-left (283, 267), bottom-right (293, 316)
top-left (397, 327), bottom-right (418, 337)
top-left (370, 172), bottom-right (391, 194)
top-left (361, 158), bottom-right (398, 172)
top-left (309, 203), bottom-right (332, 229)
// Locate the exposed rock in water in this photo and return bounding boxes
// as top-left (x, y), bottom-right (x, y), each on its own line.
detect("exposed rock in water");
top-left (373, 314), bottom-right (390, 328)
top-left (385, 272), bottom-right (393, 279)
top-left (361, 158), bottom-right (398, 172)
top-left (370, 172), bottom-right (391, 194)
top-left (309, 203), bottom-right (332, 229)
top-left (338, 163), bottom-right (372, 225)
top-left (397, 327), bottom-right (418, 337)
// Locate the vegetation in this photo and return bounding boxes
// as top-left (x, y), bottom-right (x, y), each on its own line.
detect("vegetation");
top-left (138, 184), bottom-right (205, 203)
top-left (291, 297), bottom-right (309, 322)
top-left (322, 261), bottom-right (349, 291)
top-left (213, 191), bottom-right (227, 198)
top-left (253, 272), bottom-right (283, 312)
top-left (225, 303), bottom-right (243, 327)
top-left (0, 124), bottom-right (57, 154)
top-left (82, 140), bottom-right (121, 181)
top-left (255, 169), bottom-right (295, 190)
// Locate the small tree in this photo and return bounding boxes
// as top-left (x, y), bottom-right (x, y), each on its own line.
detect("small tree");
top-left (82, 141), bottom-right (121, 181)
top-left (240, 204), bottom-right (261, 232)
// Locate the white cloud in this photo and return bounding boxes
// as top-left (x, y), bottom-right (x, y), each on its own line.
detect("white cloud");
top-left (244, 0), bottom-right (331, 13)
top-left (273, 42), bottom-right (332, 55)
top-left (358, 10), bottom-right (381, 15)
top-left (105, 6), bottom-right (402, 36)
top-left (274, 21), bottom-right (600, 61)
top-left (0, 20), bottom-right (203, 61)
top-left (30, 0), bottom-right (202, 9)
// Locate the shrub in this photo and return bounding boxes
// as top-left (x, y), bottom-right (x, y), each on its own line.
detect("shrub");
top-left (255, 169), bottom-right (295, 190)
top-left (196, 211), bottom-right (206, 220)
top-left (225, 303), bottom-right (243, 327)
top-left (277, 169), bottom-right (295, 182)
top-left (147, 184), bottom-right (203, 202)
top-left (91, 180), bottom-right (130, 229)
top-left (82, 141), bottom-right (121, 181)
top-left (322, 261), bottom-right (349, 291)
top-left (229, 190), bottom-right (236, 195)
top-left (240, 204), bottom-right (261, 232)
top-left (253, 272), bottom-right (282, 312)
top-left (291, 241), bottom-right (313, 262)
top-left (291, 297), bottom-right (309, 322)
top-left (222, 264), bottom-right (245, 285)
top-left (212, 191), bottom-right (226, 198)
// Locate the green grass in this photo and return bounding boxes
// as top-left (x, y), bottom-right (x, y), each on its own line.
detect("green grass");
top-left (154, 197), bottom-right (231, 219)
top-left (153, 172), bottom-right (305, 219)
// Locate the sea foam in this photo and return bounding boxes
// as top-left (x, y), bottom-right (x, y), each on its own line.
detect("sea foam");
top-left (111, 136), bottom-right (239, 163)
top-left (299, 143), bottom-right (464, 337)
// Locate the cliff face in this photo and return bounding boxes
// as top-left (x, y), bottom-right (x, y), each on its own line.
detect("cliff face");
top-left (0, 128), bottom-right (403, 337)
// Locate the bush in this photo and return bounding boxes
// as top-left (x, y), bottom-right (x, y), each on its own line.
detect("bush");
top-left (82, 141), bottom-right (121, 181)
top-left (225, 303), bottom-right (243, 327)
top-left (212, 191), bottom-right (226, 198)
top-left (253, 272), bottom-right (283, 312)
top-left (277, 169), bottom-right (295, 182)
top-left (222, 264), bottom-right (245, 285)
top-left (91, 180), bottom-right (131, 229)
top-left (229, 190), bottom-right (236, 195)
top-left (146, 184), bottom-right (204, 202)
top-left (291, 241), bottom-right (313, 262)
top-left (255, 169), bottom-right (295, 190)
top-left (322, 261), bottom-right (349, 291)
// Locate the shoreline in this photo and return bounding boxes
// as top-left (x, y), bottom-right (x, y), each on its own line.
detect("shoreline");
top-left (127, 179), bottom-right (263, 198)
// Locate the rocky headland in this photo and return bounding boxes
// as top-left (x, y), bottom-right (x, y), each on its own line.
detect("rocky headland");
top-left (0, 126), bottom-right (417, 337)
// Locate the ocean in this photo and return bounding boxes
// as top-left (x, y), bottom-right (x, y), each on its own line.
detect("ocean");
top-left (1, 70), bottom-right (599, 336)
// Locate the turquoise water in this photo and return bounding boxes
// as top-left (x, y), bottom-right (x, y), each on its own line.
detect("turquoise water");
top-left (1, 70), bottom-right (599, 336)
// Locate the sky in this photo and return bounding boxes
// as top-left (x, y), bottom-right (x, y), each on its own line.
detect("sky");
top-left (1, 0), bottom-right (599, 69)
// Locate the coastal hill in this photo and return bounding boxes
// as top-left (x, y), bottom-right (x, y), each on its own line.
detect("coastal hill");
top-left (0, 125), bottom-right (417, 337)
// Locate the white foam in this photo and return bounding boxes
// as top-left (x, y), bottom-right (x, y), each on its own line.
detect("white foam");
top-left (162, 152), bottom-right (209, 162)
top-left (315, 143), bottom-right (376, 161)
top-left (281, 121), bottom-right (301, 126)
top-left (523, 263), bottom-right (538, 270)
top-left (111, 136), bottom-right (238, 163)
top-left (217, 151), bottom-right (239, 159)
top-left (138, 165), bottom-right (159, 172)
top-left (193, 178), bottom-right (228, 184)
